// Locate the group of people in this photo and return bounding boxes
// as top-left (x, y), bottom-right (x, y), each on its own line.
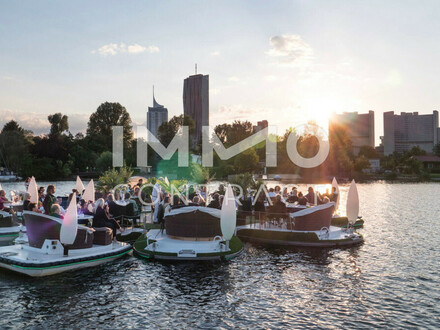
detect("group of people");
top-left (1, 178), bottom-right (340, 239)
top-left (241, 185), bottom-right (339, 215)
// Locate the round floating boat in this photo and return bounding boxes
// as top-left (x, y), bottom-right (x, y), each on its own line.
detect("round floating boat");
top-left (237, 203), bottom-right (363, 248)
top-left (0, 212), bottom-right (131, 277)
top-left (133, 206), bottom-right (243, 261)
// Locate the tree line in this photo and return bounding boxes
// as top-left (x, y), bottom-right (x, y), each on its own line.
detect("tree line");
top-left (1, 101), bottom-right (383, 181)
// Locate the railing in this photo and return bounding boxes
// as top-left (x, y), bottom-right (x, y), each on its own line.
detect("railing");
top-left (237, 210), bottom-right (295, 230)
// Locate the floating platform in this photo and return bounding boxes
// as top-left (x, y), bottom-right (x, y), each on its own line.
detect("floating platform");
top-left (134, 229), bottom-right (243, 261)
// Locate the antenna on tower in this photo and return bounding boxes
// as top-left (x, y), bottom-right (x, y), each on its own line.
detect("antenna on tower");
top-left (195, 63), bottom-right (197, 75)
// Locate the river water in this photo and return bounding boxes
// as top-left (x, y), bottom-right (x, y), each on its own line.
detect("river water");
top-left (0, 182), bottom-right (439, 328)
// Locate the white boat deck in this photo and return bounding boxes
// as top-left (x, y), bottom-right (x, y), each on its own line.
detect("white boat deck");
top-left (145, 229), bottom-right (226, 255)
top-left (237, 224), bottom-right (356, 241)
top-left (0, 225), bottom-right (22, 234)
top-left (0, 241), bottom-right (128, 264)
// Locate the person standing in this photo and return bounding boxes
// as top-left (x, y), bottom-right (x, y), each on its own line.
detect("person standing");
top-left (43, 185), bottom-right (57, 215)
top-left (152, 182), bottom-right (161, 223)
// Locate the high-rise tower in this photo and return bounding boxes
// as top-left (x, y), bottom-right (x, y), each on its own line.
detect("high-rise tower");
top-left (183, 72), bottom-right (209, 147)
top-left (147, 87), bottom-right (168, 137)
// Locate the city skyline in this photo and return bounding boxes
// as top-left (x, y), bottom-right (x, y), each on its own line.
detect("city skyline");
top-left (1, 1), bottom-right (440, 146)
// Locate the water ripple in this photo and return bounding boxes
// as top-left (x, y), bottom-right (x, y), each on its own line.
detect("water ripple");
top-left (0, 182), bottom-right (439, 328)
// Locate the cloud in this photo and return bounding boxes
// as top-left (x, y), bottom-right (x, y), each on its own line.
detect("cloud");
top-left (92, 43), bottom-right (160, 56)
top-left (127, 44), bottom-right (146, 54)
top-left (0, 109), bottom-right (89, 135)
top-left (210, 51), bottom-right (220, 56)
top-left (212, 105), bottom-right (269, 123)
top-left (266, 34), bottom-right (313, 66)
top-left (228, 76), bottom-right (239, 82)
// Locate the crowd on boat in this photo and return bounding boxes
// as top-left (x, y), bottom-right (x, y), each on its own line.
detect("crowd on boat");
top-left (0, 176), bottom-right (343, 242)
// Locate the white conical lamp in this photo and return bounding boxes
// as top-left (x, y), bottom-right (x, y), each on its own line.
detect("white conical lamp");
top-left (82, 179), bottom-right (95, 203)
top-left (332, 177), bottom-right (340, 212)
top-left (346, 179), bottom-right (359, 225)
top-left (27, 177), bottom-right (39, 204)
top-left (220, 185), bottom-right (236, 242)
top-left (60, 192), bottom-right (78, 245)
top-left (76, 176), bottom-right (85, 194)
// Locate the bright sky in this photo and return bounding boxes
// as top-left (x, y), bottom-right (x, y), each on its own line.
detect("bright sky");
top-left (1, 0), bottom-right (440, 146)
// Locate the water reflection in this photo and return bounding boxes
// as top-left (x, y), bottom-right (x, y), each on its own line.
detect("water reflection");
top-left (1, 183), bottom-right (440, 328)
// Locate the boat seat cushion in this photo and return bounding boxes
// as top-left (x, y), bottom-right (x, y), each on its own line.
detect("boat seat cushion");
top-left (93, 227), bottom-right (112, 245)
top-left (70, 228), bottom-right (94, 249)
top-left (292, 203), bottom-right (335, 231)
top-left (165, 209), bottom-right (221, 238)
top-left (0, 214), bottom-right (13, 227)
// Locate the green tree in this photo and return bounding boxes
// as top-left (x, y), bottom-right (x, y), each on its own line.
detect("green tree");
top-left (358, 145), bottom-right (379, 159)
top-left (48, 113), bottom-right (69, 137)
top-left (405, 145), bottom-right (426, 157)
top-left (96, 151), bottom-right (113, 172)
top-left (233, 148), bottom-right (259, 173)
top-left (157, 114), bottom-right (195, 146)
top-left (0, 121), bottom-right (33, 174)
top-left (213, 120), bottom-right (254, 147)
top-left (96, 166), bottom-right (134, 193)
top-left (87, 102), bottom-right (133, 151)
top-left (354, 155), bottom-right (371, 172)
top-left (2, 120), bottom-right (24, 133)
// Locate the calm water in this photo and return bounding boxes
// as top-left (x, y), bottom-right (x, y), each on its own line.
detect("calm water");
top-left (1, 182), bottom-right (439, 328)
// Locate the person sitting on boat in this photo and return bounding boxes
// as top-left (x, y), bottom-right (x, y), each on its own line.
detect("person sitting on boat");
top-left (286, 188), bottom-right (299, 203)
top-left (22, 192), bottom-right (31, 211)
top-left (0, 190), bottom-right (11, 211)
top-left (268, 188), bottom-right (276, 199)
top-left (107, 194), bottom-right (119, 217)
top-left (330, 187), bottom-right (339, 203)
top-left (28, 202), bottom-right (41, 213)
top-left (199, 185), bottom-right (207, 200)
top-left (191, 195), bottom-right (202, 206)
top-left (93, 198), bottom-right (124, 241)
top-left (79, 199), bottom-right (94, 216)
top-left (43, 185), bottom-right (57, 215)
top-left (253, 193), bottom-right (266, 214)
top-left (215, 184), bottom-right (226, 196)
top-left (124, 192), bottom-right (139, 214)
top-left (207, 193), bottom-right (220, 209)
top-left (239, 195), bottom-right (252, 212)
top-left (24, 177), bottom-right (31, 190)
top-left (305, 187), bottom-right (321, 206)
top-left (171, 194), bottom-right (183, 209)
top-left (271, 195), bottom-right (287, 214)
top-left (298, 196), bottom-right (308, 207)
top-left (194, 191), bottom-right (206, 206)
top-left (50, 204), bottom-right (63, 219)
top-left (38, 186), bottom-right (45, 203)
top-left (322, 196), bottom-right (330, 204)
